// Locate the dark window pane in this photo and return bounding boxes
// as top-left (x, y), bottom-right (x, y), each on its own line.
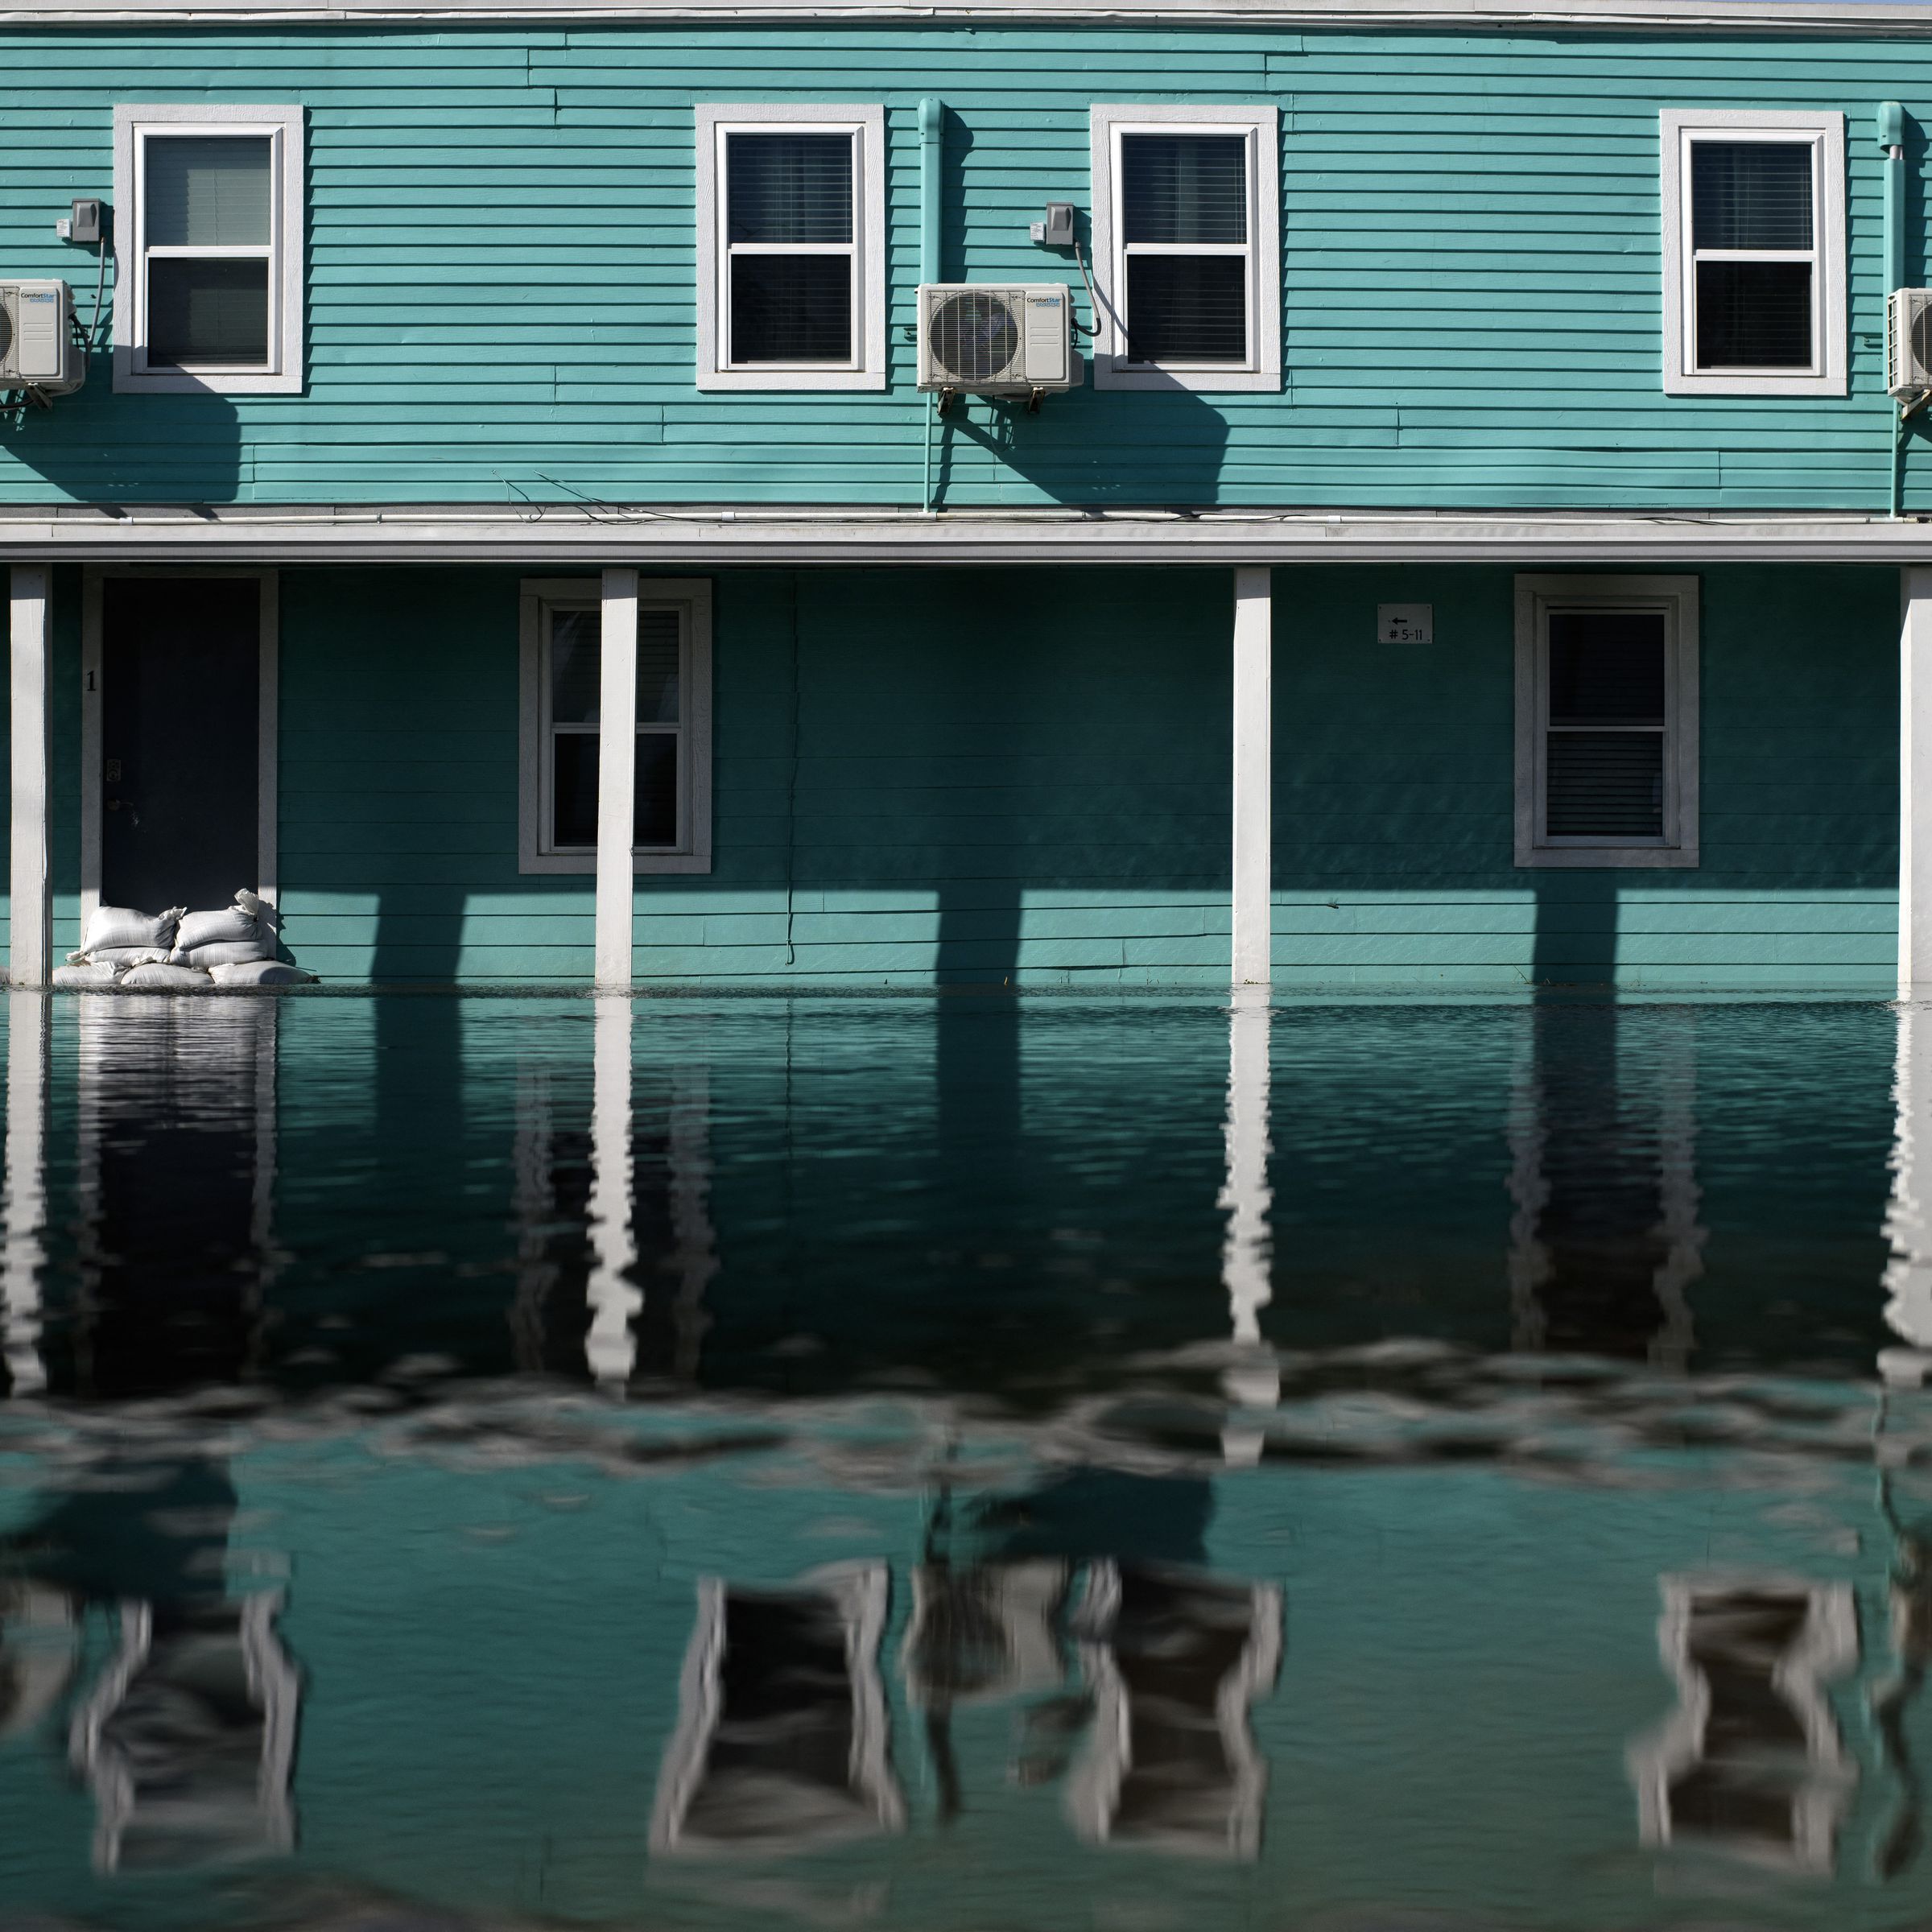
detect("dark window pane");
top-left (145, 135), bottom-right (271, 246)
top-left (552, 733), bottom-right (681, 849)
top-left (553, 733), bottom-right (600, 848)
top-left (635, 734), bottom-right (679, 848)
top-left (147, 258), bottom-right (269, 367)
top-left (1546, 732), bottom-right (1665, 838)
top-left (726, 133), bottom-right (852, 245)
top-left (730, 255), bottom-right (851, 363)
top-left (1690, 142), bottom-right (1812, 252)
top-left (1695, 259), bottom-right (1812, 369)
top-left (1125, 254), bottom-right (1247, 362)
top-left (551, 610), bottom-right (601, 724)
top-left (638, 611), bottom-right (681, 724)
top-left (1547, 611), bottom-right (1667, 724)
top-left (1121, 134), bottom-right (1248, 244)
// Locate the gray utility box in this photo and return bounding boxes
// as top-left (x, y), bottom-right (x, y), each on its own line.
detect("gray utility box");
top-left (0, 281), bottom-right (85, 396)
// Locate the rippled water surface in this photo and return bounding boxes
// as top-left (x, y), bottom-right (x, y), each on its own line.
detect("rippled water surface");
top-left (4, 990), bottom-right (1932, 1930)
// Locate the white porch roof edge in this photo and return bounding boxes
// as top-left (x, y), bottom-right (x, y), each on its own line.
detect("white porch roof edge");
top-left (16, 0), bottom-right (1932, 33)
top-left (4, 505), bottom-right (1932, 566)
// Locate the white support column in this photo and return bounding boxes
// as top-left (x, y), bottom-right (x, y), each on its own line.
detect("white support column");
top-left (595, 566), bottom-right (639, 990)
top-left (1232, 566), bottom-right (1273, 989)
top-left (1903, 569), bottom-right (1932, 1000)
top-left (9, 566), bottom-right (52, 989)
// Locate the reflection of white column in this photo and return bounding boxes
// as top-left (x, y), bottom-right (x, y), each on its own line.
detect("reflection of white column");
top-left (1903, 568), bottom-right (1932, 999)
top-left (1220, 985), bottom-right (1278, 1463)
top-left (595, 566), bottom-right (639, 990)
top-left (586, 994), bottom-right (638, 1387)
top-left (9, 564), bottom-right (52, 988)
top-left (1232, 567), bottom-right (1272, 990)
top-left (1885, 1003), bottom-right (1932, 1380)
top-left (2, 989), bottom-right (47, 1395)
top-left (667, 1067), bottom-right (719, 1381)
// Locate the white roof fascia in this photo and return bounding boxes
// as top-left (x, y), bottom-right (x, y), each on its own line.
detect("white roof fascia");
top-left (15, 0), bottom-right (1932, 34)
top-left (6, 506), bottom-right (1932, 564)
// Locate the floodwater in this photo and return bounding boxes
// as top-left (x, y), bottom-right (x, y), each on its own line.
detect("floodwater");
top-left (0, 991), bottom-right (1930, 1929)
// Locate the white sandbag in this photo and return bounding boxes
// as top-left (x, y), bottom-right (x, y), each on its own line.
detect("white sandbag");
top-left (66, 944), bottom-right (167, 968)
top-left (171, 903), bottom-right (260, 956)
top-left (80, 904), bottom-right (185, 954)
top-left (52, 961), bottom-right (121, 988)
top-left (208, 960), bottom-right (315, 989)
top-left (184, 939), bottom-right (275, 968)
top-left (119, 962), bottom-right (213, 991)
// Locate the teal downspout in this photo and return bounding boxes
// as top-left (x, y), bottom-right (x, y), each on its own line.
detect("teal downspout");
top-left (919, 97), bottom-right (943, 512)
top-left (1885, 102), bottom-right (1909, 517)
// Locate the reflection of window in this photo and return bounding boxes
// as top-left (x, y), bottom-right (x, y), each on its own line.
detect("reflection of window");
top-left (71, 1591), bottom-right (299, 1872)
top-left (1067, 1563), bottom-right (1281, 1858)
top-left (114, 105), bottom-right (304, 394)
top-left (1629, 1578), bottom-right (1856, 1873)
top-left (1090, 104), bottom-right (1280, 394)
top-left (651, 1564), bottom-right (904, 1854)
top-left (1514, 576), bottom-right (1699, 869)
top-left (518, 579), bottom-right (712, 875)
top-left (1661, 110), bottom-right (1844, 396)
top-left (696, 105), bottom-right (886, 390)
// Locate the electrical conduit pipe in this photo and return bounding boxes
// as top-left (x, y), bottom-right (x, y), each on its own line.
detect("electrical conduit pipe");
top-left (920, 97), bottom-right (943, 512)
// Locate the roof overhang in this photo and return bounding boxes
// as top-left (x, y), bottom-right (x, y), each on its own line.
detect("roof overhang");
top-left (13, 0), bottom-right (1932, 34)
top-left (5, 504), bottom-right (1932, 565)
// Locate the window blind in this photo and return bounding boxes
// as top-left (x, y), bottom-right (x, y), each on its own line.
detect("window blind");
top-left (1545, 611), bottom-right (1667, 840)
top-left (145, 136), bottom-right (271, 247)
top-left (1690, 142), bottom-right (1812, 253)
top-left (1121, 134), bottom-right (1247, 245)
top-left (726, 134), bottom-right (852, 245)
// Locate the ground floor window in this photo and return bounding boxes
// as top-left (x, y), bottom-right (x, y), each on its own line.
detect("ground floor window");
top-left (1513, 574), bottom-right (1699, 869)
top-left (518, 578), bottom-right (713, 875)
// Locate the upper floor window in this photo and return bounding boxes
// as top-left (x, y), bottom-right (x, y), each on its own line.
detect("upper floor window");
top-left (1089, 104), bottom-right (1280, 393)
top-left (1514, 576), bottom-right (1699, 870)
top-left (518, 578), bottom-right (714, 876)
top-left (695, 104), bottom-right (886, 390)
top-left (1660, 109), bottom-right (1844, 397)
top-left (112, 103), bottom-right (304, 395)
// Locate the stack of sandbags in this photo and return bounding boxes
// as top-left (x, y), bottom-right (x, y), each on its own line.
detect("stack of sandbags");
top-left (52, 890), bottom-right (316, 990)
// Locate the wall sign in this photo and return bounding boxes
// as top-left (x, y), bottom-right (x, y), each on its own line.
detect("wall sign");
top-left (1378, 603), bottom-right (1433, 644)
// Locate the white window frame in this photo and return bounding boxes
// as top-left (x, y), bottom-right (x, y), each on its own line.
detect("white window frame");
top-left (1088, 103), bottom-right (1280, 394)
top-left (1660, 109), bottom-right (1844, 398)
top-left (1513, 574), bottom-right (1699, 870)
top-left (518, 576), bottom-right (713, 876)
top-left (694, 102), bottom-right (886, 392)
top-left (112, 102), bottom-right (305, 396)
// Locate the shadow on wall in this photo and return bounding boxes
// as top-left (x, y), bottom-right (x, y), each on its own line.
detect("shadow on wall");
top-left (2, 354), bottom-right (243, 506)
top-left (1532, 873), bottom-right (1619, 987)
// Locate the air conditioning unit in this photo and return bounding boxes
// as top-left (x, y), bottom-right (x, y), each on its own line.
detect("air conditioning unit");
top-left (1892, 287), bottom-right (1932, 397)
top-left (0, 281), bottom-right (84, 397)
top-left (918, 283), bottom-right (1078, 396)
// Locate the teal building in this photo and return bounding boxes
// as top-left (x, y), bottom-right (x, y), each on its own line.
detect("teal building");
top-left (1, 0), bottom-right (1929, 991)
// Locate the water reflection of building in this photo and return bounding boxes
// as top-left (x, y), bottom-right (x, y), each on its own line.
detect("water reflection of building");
top-left (1629, 1576), bottom-right (1856, 1873)
top-left (2, 1455), bottom-right (300, 1873)
top-left (513, 1000), bottom-right (716, 1387)
top-left (1508, 1007), bottom-right (1703, 1365)
top-left (72, 994), bottom-right (280, 1397)
top-left (650, 1563), bottom-right (902, 1854)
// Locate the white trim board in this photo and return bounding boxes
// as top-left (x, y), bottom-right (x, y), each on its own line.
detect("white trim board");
top-left (1089, 103), bottom-right (1282, 395)
top-left (694, 104), bottom-right (887, 393)
top-left (1659, 109), bottom-right (1846, 399)
top-left (27, 1), bottom-right (1932, 34)
top-left (79, 565), bottom-right (279, 930)
top-left (112, 103), bottom-right (306, 398)
top-left (15, 508), bottom-right (1932, 566)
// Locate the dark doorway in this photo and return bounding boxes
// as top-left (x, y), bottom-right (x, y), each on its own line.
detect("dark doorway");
top-left (102, 577), bottom-right (260, 912)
